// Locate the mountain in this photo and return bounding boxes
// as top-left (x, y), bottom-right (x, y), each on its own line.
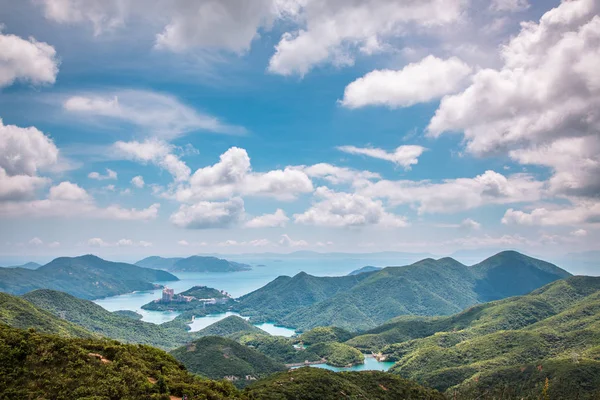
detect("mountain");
top-left (22, 289), bottom-right (193, 350)
top-left (358, 276), bottom-right (600, 397)
top-left (244, 367), bottom-right (445, 400)
top-left (2, 262), bottom-right (41, 270)
top-left (348, 266), bottom-right (382, 275)
top-left (0, 292), bottom-right (93, 338)
top-left (194, 316), bottom-right (268, 340)
top-left (0, 254), bottom-right (177, 299)
top-left (237, 251), bottom-right (571, 331)
top-left (136, 255), bottom-right (252, 272)
top-left (170, 336), bottom-right (287, 384)
top-left (235, 271), bottom-right (374, 323)
top-left (0, 323), bottom-right (242, 399)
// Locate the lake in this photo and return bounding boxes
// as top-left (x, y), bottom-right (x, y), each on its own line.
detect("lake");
top-left (293, 356), bottom-right (395, 372)
top-left (94, 256), bottom-right (419, 331)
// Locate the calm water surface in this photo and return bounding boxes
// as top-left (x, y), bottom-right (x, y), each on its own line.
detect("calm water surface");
top-left (94, 257), bottom-right (417, 330)
top-left (294, 356), bottom-right (395, 372)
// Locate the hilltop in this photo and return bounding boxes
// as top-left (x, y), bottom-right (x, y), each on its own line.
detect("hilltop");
top-left (194, 315), bottom-right (268, 340)
top-left (136, 255), bottom-right (251, 272)
top-left (237, 251), bottom-right (570, 331)
top-left (0, 255), bottom-right (177, 299)
top-left (1, 262), bottom-right (41, 270)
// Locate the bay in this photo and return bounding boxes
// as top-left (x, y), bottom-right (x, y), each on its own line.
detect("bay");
top-left (293, 356), bottom-right (395, 372)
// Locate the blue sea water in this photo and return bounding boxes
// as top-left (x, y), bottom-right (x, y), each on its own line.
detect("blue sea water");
top-left (293, 356), bottom-right (396, 372)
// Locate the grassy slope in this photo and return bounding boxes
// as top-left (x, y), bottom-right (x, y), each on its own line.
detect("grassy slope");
top-left (194, 316), bottom-right (268, 340)
top-left (239, 334), bottom-right (322, 364)
top-left (245, 367), bottom-right (445, 400)
top-left (170, 336), bottom-right (287, 381)
top-left (23, 289), bottom-right (194, 350)
top-left (0, 323), bottom-right (241, 400)
top-left (377, 276), bottom-right (600, 396)
top-left (0, 292), bottom-right (93, 338)
top-left (0, 254), bottom-right (177, 299)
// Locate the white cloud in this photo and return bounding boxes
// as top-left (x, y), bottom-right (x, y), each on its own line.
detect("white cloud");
top-left (316, 241), bottom-right (334, 247)
top-left (502, 201), bottom-right (600, 227)
top-left (175, 147), bottom-right (313, 202)
top-left (358, 170), bottom-right (543, 214)
top-left (29, 237), bottom-right (44, 246)
top-left (571, 229), bottom-right (588, 237)
top-left (114, 139), bottom-right (190, 182)
top-left (294, 186), bottom-right (408, 228)
top-left (117, 238), bottom-right (133, 246)
top-left (0, 119), bottom-right (59, 200)
top-left (0, 181), bottom-right (160, 221)
top-left (88, 168), bottom-right (117, 180)
top-left (88, 237), bottom-right (152, 247)
top-left (177, 240), bottom-right (189, 246)
top-left (278, 234), bottom-right (308, 247)
top-left (336, 145), bottom-right (426, 169)
top-left (131, 175), bottom-right (145, 188)
top-left (87, 237), bottom-right (109, 247)
top-left (170, 197), bottom-right (245, 229)
top-left (340, 56), bottom-right (472, 109)
top-left (428, 0), bottom-right (600, 199)
top-left (299, 163), bottom-right (380, 185)
top-left (248, 238), bottom-right (271, 246)
top-left (490, 0), bottom-right (529, 12)
top-left (0, 30), bottom-right (59, 88)
top-left (245, 209), bottom-right (289, 228)
top-left (460, 218), bottom-right (481, 230)
top-left (48, 241), bottom-right (61, 248)
top-left (268, 0), bottom-right (468, 76)
top-left (64, 90), bottom-right (245, 138)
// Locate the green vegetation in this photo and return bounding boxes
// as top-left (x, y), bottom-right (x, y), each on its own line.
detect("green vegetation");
top-left (299, 326), bottom-right (354, 345)
top-left (239, 334), bottom-right (322, 364)
top-left (181, 285), bottom-right (229, 298)
top-left (137, 255), bottom-right (251, 272)
top-left (0, 323), bottom-right (241, 399)
top-left (194, 316), bottom-right (267, 340)
top-left (0, 292), bottom-right (93, 338)
top-left (2, 261), bottom-right (41, 270)
top-left (23, 289), bottom-right (194, 350)
top-left (170, 336), bottom-right (287, 384)
top-left (112, 310), bottom-right (143, 320)
top-left (238, 251), bottom-right (570, 331)
top-left (0, 254), bottom-right (177, 299)
top-left (244, 367), bottom-right (445, 400)
top-left (309, 342), bottom-right (364, 367)
top-left (368, 276), bottom-right (600, 397)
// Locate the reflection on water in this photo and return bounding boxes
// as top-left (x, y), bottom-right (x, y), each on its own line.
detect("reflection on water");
top-left (187, 311), bottom-right (296, 337)
top-left (294, 356), bottom-right (395, 372)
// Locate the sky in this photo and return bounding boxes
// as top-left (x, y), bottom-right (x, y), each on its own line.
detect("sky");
top-left (0, 0), bottom-right (599, 262)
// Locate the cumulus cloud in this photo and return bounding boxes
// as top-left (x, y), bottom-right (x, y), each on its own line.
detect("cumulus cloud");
top-left (130, 175), bottom-right (145, 188)
top-left (88, 237), bottom-right (152, 247)
top-left (0, 30), bottom-right (59, 88)
top-left (337, 145), bottom-right (426, 169)
top-left (245, 209), bottom-right (289, 228)
top-left (278, 234), bottom-right (308, 247)
top-left (268, 0), bottom-right (468, 76)
top-left (428, 0), bottom-right (600, 199)
top-left (571, 229), bottom-right (588, 237)
top-left (29, 237), bottom-right (44, 246)
top-left (502, 201), bottom-right (600, 227)
top-left (0, 119), bottom-right (58, 200)
top-left (174, 147), bottom-right (313, 202)
top-left (299, 163), bottom-right (380, 185)
top-left (114, 139), bottom-right (190, 182)
top-left (177, 240), bottom-right (189, 246)
top-left (490, 0), bottom-right (530, 12)
top-left (64, 90), bottom-right (245, 138)
top-left (88, 168), bottom-right (117, 181)
top-left (358, 170), bottom-right (543, 214)
top-left (49, 181), bottom-right (91, 201)
top-left (294, 186), bottom-right (408, 228)
top-left (340, 56), bottom-right (472, 109)
top-left (170, 197), bottom-right (245, 229)
top-left (460, 218), bottom-right (481, 230)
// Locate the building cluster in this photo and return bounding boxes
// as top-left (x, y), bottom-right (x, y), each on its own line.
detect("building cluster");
top-left (160, 288), bottom-right (193, 303)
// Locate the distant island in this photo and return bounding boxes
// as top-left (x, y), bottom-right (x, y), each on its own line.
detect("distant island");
top-left (1, 262), bottom-right (41, 270)
top-left (135, 255), bottom-right (252, 273)
top-left (347, 266), bottom-right (382, 275)
top-left (142, 285), bottom-right (236, 318)
top-left (0, 255), bottom-right (177, 299)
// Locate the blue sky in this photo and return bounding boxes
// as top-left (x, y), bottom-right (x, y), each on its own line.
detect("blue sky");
top-left (0, 0), bottom-right (598, 262)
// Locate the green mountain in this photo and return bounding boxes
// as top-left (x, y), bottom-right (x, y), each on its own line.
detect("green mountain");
top-left (236, 271), bottom-right (374, 323)
top-left (238, 251), bottom-right (570, 331)
top-left (244, 367), bottom-right (445, 400)
top-left (0, 292), bottom-right (93, 338)
top-left (348, 266), bottom-right (382, 275)
top-left (299, 326), bottom-right (355, 345)
top-left (170, 336), bottom-right (287, 383)
top-left (194, 316), bottom-right (268, 340)
top-left (22, 289), bottom-right (193, 350)
top-left (364, 276), bottom-right (600, 397)
top-left (2, 261), bottom-right (41, 270)
top-left (136, 255), bottom-right (251, 272)
top-left (180, 285), bottom-right (229, 298)
top-left (239, 334), bottom-right (322, 364)
top-left (0, 323), bottom-right (242, 400)
top-left (0, 254), bottom-right (177, 299)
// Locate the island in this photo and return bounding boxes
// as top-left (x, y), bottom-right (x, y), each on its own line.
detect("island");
top-left (141, 285), bottom-right (236, 318)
